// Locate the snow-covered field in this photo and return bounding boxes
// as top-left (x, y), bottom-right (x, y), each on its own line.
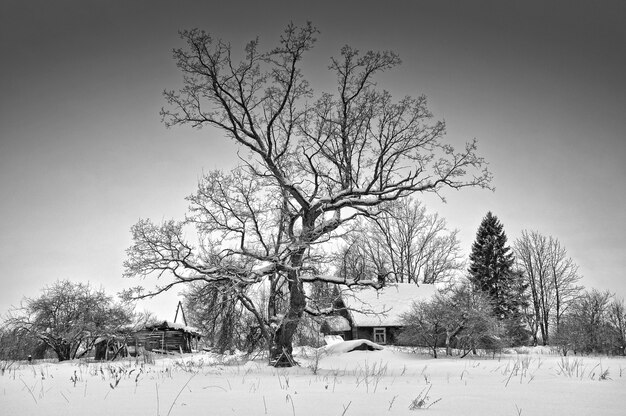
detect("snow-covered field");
top-left (2, 344), bottom-right (625, 415)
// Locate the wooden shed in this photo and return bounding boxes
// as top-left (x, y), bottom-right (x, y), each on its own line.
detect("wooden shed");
top-left (94, 333), bottom-right (132, 360)
top-left (130, 321), bottom-right (201, 354)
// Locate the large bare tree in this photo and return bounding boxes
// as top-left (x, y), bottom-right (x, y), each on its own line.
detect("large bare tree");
top-left (514, 230), bottom-right (582, 345)
top-left (123, 23), bottom-right (491, 365)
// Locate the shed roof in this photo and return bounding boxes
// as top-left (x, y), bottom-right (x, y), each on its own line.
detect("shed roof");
top-left (144, 320), bottom-right (202, 337)
top-left (342, 283), bottom-right (437, 327)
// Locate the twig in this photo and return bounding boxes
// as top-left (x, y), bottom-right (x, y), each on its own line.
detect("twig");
top-left (60, 391), bottom-right (70, 403)
top-left (388, 395), bottom-right (398, 411)
top-left (341, 401), bottom-right (352, 416)
top-left (286, 393), bottom-right (296, 416)
top-left (504, 363), bottom-right (517, 387)
top-left (167, 373), bottom-right (197, 416)
top-left (20, 379), bottom-right (38, 404)
top-left (202, 385), bottom-right (228, 392)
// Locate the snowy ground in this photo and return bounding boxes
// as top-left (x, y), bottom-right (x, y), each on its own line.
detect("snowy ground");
top-left (1, 344), bottom-right (625, 415)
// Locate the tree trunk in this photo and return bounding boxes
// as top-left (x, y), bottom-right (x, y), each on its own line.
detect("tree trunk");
top-left (445, 333), bottom-right (452, 356)
top-left (539, 319), bottom-right (548, 346)
top-left (54, 341), bottom-right (72, 362)
top-left (445, 322), bottom-right (464, 356)
top-left (269, 251), bottom-right (307, 367)
top-left (538, 273), bottom-right (550, 345)
top-left (431, 325), bottom-right (439, 358)
top-left (528, 278), bottom-right (542, 346)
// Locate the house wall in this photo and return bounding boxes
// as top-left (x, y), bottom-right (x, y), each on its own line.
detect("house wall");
top-left (352, 326), bottom-right (404, 345)
top-left (328, 296), bottom-right (411, 345)
top-left (353, 327), bottom-right (372, 341)
top-left (131, 329), bottom-right (195, 353)
top-left (387, 327), bottom-right (403, 344)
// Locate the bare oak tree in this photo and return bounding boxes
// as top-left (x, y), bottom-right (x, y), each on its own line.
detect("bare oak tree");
top-left (123, 23), bottom-right (491, 365)
top-left (514, 230), bottom-right (582, 345)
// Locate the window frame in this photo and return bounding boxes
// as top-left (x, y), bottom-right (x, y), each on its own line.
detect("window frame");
top-left (373, 327), bottom-right (387, 344)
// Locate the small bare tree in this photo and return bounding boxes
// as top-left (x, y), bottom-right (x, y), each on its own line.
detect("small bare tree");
top-left (399, 282), bottom-right (501, 357)
top-left (123, 23), bottom-right (491, 365)
top-left (607, 298), bottom-right (626, 355)
top-left (0, 327), bottom-right (47, 361)
top-left (399, 297), bottom-right (447, 358)
top-left (183, 281), bottom-right (266, 354)
top-left (514, 231), bottom-right (582, 345)
top-left (7, 280), bottom-right (132, 361)
top-left (339, 198), bottom-right (462, 285)
top-left (554, 289), bottom-right (613, 355)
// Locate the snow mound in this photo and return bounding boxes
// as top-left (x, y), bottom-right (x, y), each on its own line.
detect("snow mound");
top-left (324, 339), bottom-right (384, 354)
top-left (324, 335), bottom-right (344, 345)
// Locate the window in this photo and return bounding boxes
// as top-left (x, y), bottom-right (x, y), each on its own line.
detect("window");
top-left (373, 327), bottom-right (386, 344)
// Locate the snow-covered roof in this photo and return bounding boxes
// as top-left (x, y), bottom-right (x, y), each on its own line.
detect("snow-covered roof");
top-left (145, 320), bottom-right (202, 336)
top-left (342, 283), bottom-right (437, 327)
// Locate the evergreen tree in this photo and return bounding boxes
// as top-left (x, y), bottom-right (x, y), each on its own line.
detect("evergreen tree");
top-left (468, 212), bottom-right (529, 345)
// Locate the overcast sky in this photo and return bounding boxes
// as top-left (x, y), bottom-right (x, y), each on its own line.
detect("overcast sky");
top-left (1, 0), bottom-right (625, 319)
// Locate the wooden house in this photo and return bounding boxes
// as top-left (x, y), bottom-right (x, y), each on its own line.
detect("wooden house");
top-left (321, 283), bottom-right (437, 345)
top-left (130, 321), bottom-right (202, 354)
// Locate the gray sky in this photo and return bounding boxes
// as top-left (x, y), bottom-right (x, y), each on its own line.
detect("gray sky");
top-left (1, 0), bottom-right (625, 319)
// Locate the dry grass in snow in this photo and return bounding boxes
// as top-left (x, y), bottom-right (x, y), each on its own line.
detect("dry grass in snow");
top-left (1, 345), bottom-right (625, 415)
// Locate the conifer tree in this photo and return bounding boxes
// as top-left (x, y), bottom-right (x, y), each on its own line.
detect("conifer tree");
top-left (468, 212), bottom-right (529, 344)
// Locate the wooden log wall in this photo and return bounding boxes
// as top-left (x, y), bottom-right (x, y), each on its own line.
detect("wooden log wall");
top-left (131, 329), bottom-right (194, 353)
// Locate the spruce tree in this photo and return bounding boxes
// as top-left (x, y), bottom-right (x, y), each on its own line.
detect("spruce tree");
top-left (468, 212), bottom-right (529, 344)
